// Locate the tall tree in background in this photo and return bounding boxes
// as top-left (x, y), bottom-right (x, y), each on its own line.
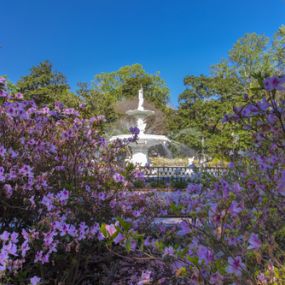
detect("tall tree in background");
top-left (94, 64), bottom-right (169, 107)
top-left (270, 25), bottom-right (285, 73)
top-left (78, 64), bottom-right (169, 123)
top-left (168, 26), bottom-right (285, 159)
top-left (17, 61), bottom-right (80, 107)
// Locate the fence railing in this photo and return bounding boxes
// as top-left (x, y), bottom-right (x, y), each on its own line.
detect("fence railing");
top-left (141, 166), bottom-right (228, 183)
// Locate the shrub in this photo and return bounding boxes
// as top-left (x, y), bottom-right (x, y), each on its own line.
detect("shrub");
top-left (1, 74), bottom-right (285, 285)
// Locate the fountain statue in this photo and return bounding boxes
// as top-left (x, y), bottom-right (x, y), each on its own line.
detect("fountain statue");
top-left (110, 87), bottom-right (170, 166)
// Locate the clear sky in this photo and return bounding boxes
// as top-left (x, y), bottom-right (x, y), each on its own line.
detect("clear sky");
top-left (1, 0), bottom-right (285, 106)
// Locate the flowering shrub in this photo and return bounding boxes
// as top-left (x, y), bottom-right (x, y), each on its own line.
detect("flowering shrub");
top-left (0, 74), bottom-right (285, 285)
top-left (128, 75), bottom-right (285, 284)
top-left (0, 77), bottom-right (150, 284)
top-left (114, 75), bottom-right (285, 284)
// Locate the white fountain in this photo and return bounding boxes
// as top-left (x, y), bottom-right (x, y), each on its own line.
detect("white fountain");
top-left (110, 87), bottom-right (170, 166)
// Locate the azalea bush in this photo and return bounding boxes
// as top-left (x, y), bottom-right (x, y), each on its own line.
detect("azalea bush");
top-left (0, 74), bottom-right (285, 285)
top-left (114, 75), bottom-right (285, 284)
top-left (126, 75), bottom-right (285, 285)
top-left (0, 76), bottom-right (153, 284)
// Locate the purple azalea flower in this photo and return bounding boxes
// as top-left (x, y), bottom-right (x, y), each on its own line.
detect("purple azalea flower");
top-left (105, 224), bottom-right (117, 237)
top-left (4, 184), bottom-right (13, 198)
top-left (163, 246), bottom-right (175, 257)
top-left (228, 161), bottom-right (235, 168)
top-left (89, 224), bottom-right (99, 236)
top-left (257, 98), bottom-right (270, 111)
top-left (130, 239), bottom-right (137, 251)
top-left (19, 164), bottom-right (33, 177)
top-left (43, 231), bottom-right (56, 247)
top-left (0, 166), bottom-right (5, 182)
top-left (257, 273), bottom-right (267, 284)
top-left (34, 250), bottom-right (50, 264)
top-left (98, 232), bottom-right (105, 241)
top-left (129, 126), bottom-right (140, 135)
top-left (113, 172), bottom-right (125, 183)
top-left (21, 240), bottom-right (30, 257)
top-left (210, 272), bottom-right (223, 285)
top-left (227, 256), bottom-right (245, 277)
top-left (5, 241), bottom-right (17, 256)
top-left (30, 276), bottom-right (41, 285)
top-left (9, 148), bottom-right (18, 158)
top-left (0, 145), bottom-right (6, 158)
top-left (98, 192), bottom-right (106, 201)
top-left (78, 222), bottom-right (88, 240)
top-left (263, 75), bottom-right (285, 91)
top-left (113, 233), bottom-right (125, 244)
top-left (229, 201), bottom-right (243, 216)
top-left (197, 245), bottom-right (213, 265)
top-left (0, 89), bottom-right (7, 97)
top-left (85, 184), bottom-right (91, 192)
top-left (55, 101), bottom-right (64, 110)
top-left (227, 236), bottom-right (241, 246)
top-left (10, 232), bottom-right (18, 244)
top-left (56, 189), bottom-right (69, 205)
top-left (41, 194), bottom-right (54, 211)
top-left (132, 209), bottom-right (141, 217)
top-left (137, 270), bottom-right (152, 285)
top-left (15, 92), bottom-right (24, 100)
top-left (110, 200), bottom-right (116, 208)
top-left (0, 77), bottom-right (6, 84)
top-left (133, 169), bottom-right (144, 179)
top-left (0, 231), bottom-right (10, 241)
top-left (248, 233), bottom-right (262, 250)
top-left (143, 236), bottom-right (152, 247)
top-left (277, 170), bottom-right (285, 195)
top-left (177, 221), bottom-right (191, 236)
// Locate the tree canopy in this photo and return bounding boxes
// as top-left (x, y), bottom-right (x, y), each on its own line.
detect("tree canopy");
top-left (77, 64), bottom-right (169, 123)
top-left (167, 26), bottom-right (285, 159)
top-left (17, 61), bottom-right (80, 107)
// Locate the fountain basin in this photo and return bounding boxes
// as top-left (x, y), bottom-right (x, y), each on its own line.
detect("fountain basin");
top-left (110, 134), bottom-right (170, 166)
top-left (126, 109), bottom-right (155, 117)
top-left (110, 134), bottom-right (170, 146)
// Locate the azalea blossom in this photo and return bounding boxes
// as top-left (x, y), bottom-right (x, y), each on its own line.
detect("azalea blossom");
top-left (197, 245), bottom-right (214, 265)
top-left (105, 224), bottom-right (117, 237)
top-left (137, 270), bottom-right (152, 285)
top-left (263, 75), bottom-right (285, 91)
top-left (113, 233), bottom-right (124, 244)
top-left (30, 276), bottom-right (41, 285)
top-left (248, 233), bottom-right (262, 250)
top-left (113, 172), bottom-right (125, 183)
top-left (0, 77), bottom-right (6, 84)
top-left (227, 256), bottom-right (245, 277)
top-left (209, 272), bottom-right (224, 285)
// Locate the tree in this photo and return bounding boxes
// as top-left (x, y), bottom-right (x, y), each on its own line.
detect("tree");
top-left (227, 33), bottom-right (270, 81)
top-left (94, 64), bottom-right (169, 107)
top-left (167, 28), bottom-right (285, 159)
top-left (17, 61), bottom-right (80, 107)
top-left (270, 25), bottom-right (285, 74)
top-left (167, 75), bottom-right (249, 158)
top-left (77, 64), bottom-right (169, 123)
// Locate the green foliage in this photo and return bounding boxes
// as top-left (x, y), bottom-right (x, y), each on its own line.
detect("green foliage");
top-left (17, 60), bottom-right (80, 107)
top-left (170, 179), bottom-right (188, 189)
top-left (78, 64), bottom-right (169, 122)
top-left (94, 64), bottom-right (169, 107)
top-left (168, 26), bottom-right (285, 159)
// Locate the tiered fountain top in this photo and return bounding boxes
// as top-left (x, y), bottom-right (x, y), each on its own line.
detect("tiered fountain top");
top-left (125, 88), bottom-right (155, 119)
top-left (110, 87), bottom-right (170, 165)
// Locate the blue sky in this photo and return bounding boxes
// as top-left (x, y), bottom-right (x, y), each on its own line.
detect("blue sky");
top-left (1, 0), bottom-right (285, 106)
